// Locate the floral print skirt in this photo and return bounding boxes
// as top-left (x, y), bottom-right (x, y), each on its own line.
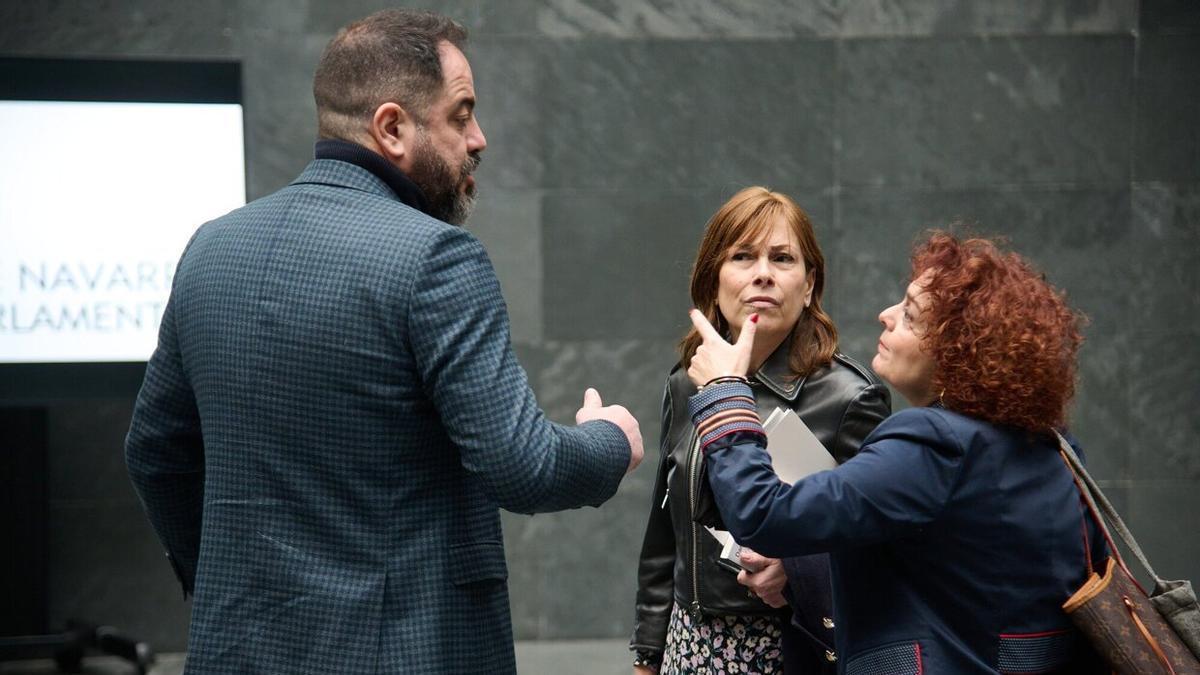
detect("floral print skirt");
top-left (660, 601), bottom-right (784, 674)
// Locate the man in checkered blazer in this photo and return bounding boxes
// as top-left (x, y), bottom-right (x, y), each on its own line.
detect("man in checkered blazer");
top-left (125, 9), bottom-right (643, 674)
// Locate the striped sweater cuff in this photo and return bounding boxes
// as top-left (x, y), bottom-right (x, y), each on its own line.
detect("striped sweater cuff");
top-left (688, 381), bottom-right (764, 449)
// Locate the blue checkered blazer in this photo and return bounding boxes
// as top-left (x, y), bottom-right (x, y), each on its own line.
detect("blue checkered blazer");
top-left (126, 159), bottom-right (630, 674)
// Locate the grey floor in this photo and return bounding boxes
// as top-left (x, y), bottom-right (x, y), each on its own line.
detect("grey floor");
top-left (0, 639), bottom-right (631, 674)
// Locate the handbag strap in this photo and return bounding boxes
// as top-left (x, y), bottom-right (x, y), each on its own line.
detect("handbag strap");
top-left (1057, 449), bottom-right (1100, 576)
top-left (1053, 431), bottom-right (1164, 588)
top-left (1123, 594), bottom-right (1181, 675)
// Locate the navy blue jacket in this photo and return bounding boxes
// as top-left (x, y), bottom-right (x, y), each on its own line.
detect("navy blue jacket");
top-left (695, 386), bottom-right (1106, 674)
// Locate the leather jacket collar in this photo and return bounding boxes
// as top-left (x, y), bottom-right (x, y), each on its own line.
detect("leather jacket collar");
top-left (751, 335), bottom-right (803, 403)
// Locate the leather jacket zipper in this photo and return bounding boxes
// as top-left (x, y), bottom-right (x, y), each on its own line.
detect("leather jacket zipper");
top-left (686, 429), bottom-right (702, 617)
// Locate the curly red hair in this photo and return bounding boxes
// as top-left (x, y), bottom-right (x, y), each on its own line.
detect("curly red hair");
top-left (912, 232), bottom-right (1085, 432)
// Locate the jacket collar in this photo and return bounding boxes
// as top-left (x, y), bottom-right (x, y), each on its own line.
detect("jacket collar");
top-left (751, 334), bottom-right (805, 403)
top-left (291, 139), bottom-right (430, 214)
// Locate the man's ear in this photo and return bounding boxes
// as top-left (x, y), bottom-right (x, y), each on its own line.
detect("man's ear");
top-left (368, 102), bottom-right (417, 170)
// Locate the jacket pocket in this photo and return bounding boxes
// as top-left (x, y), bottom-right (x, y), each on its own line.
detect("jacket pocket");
top-left (448, 540), bottom-right (508, 586)
top-left (846, 640), bottom-right (924, 675)
top-left (997, 630), bottom-right (1074, 673)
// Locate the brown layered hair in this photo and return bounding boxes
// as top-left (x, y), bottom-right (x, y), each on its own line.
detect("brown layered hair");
top-left (912, 232), bottom-right (1085, 431)
top-left (313, 9), bottom-right (467, 141)
top-left (680, 187), bottom-right (838, 377)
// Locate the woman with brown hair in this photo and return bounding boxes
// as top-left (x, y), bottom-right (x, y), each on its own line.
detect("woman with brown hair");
top-left (630, 187), bottom-right (891, 673)
top-left (686, 232), bottom-right (1108, 673)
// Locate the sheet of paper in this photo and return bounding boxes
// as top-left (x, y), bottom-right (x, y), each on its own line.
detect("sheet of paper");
top-left (705, 527), bottom-right (744, 572)
top-left (761, 407), bottom-right (836, 485)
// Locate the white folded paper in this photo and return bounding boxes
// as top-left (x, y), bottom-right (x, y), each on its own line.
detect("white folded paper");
top-left (706, 406), bottom-right (835, 572)
top-left (760, 406), bottom-right (836, 485)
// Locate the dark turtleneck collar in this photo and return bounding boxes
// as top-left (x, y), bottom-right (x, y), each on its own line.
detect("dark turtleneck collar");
top-left (314, 139), bottom-right (428, 215)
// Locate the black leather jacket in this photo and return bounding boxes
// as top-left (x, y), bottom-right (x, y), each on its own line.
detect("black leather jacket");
top-left (631, 342), bottom-right (891, 665)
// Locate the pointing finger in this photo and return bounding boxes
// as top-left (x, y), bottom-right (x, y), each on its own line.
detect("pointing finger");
top-left (736, 313), bottom-right (759, 354)
top-left (689, 308), bottom-right (727, 345)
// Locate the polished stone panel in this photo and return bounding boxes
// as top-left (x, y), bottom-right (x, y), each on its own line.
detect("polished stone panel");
top-left (835, 186), bottom-right (1134, 336)
top-left (543, 189), bottom-right (831, 341)
top-left (469, 189), bottom-right (544, 344)
top-left (1070, 332), bottom-right (1134, 482)
top-left (513, 342), bottom-right (548, 393)
top-left (1134, 36), bottom-right (1200, 182)
top-left (515, 335), bottom-right (673, 546)
top-left (470, 38), bottom-right (548, 189)
top-left (46, 400), bottom-right (138, 503)
top-left (542, 190), bottom-right (713, 340)
top-left (46, 502), bottom-right (192, 652)
top-left (839, 36), bottom-right (1134, 188)
top-left (1093, 484), bottom-right (1132, 522)
top-left (538, 39), bottom-right (835, 191)
top-left (1125, 482), bottom-right (1200, 593)
top-left (504, 338), bottom-right (675, 638)
top-left (501, 508), bottom-right (550, 639)
top-left (1130, 183), bottom-right (1200, 331)
top-left (44, 405), bottom-right (186, 650)
top-left (1126, 330), bottom-right (1200, 481)
top-left (1140, 0), bottom-right (1200, 33)
top-left (240, 33), bottom-right (326, 199)
top-left (840, 0), bottom-right (1137, 37)
top-left (503, 491), bottom-right (649, 638)
top-left (301, 0), bottom-right (486, 36)
top-left (533, 0), bottom-right (838, 38)
top-left (527, 1), bottom-right (1140, 39)
top-left (265, 0), bottom-right (539, 40)
top-left (527, 339), bottom-right (676, 442)
top-left (475, 1), bottom-right (541, 37)
top-left (0, 2), bottom-right (238, 58)
top-left (236, 0), bottom-right (312, 36)
top-left (822, 210), bottom-right (914, 351)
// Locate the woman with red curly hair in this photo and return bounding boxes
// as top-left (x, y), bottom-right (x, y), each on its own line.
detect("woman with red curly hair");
top-left (685, 232), bottom-right (1108, 674)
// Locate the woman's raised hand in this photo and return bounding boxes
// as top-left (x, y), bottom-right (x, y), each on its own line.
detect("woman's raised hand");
top-left (686, 309), bottom-right (757, 387)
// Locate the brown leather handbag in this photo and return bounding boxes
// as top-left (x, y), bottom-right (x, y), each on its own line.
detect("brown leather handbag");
top-left (1056, 432), bottom-right (1200, 674)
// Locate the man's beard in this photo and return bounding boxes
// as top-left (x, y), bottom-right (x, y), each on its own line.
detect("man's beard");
top-left (408, 128), bottom-right (481, 226)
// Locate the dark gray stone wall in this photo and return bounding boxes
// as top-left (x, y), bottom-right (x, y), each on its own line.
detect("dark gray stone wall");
top-left (3, 0), bottom-right (1196, 649)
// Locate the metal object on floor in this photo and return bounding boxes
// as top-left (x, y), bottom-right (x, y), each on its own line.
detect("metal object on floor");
top-left (0, 620), bottom-right (155, 675)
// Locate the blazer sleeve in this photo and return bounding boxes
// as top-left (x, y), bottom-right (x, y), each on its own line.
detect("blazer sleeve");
top-left (125, 261), bottom-right (205, 597)
top-left (406, 227), bottom-right (629, 514)
top-left (704, 407), bottom-right (967, 559)
top-left (630, 377), bottom-right (676, 660)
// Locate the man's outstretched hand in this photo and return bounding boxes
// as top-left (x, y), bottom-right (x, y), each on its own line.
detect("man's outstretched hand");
top-left (576, 387), bottom-right (643, 474)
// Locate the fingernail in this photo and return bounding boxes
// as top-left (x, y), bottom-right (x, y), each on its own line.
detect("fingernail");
top-left (750, 314), bottom-right (759, 323)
